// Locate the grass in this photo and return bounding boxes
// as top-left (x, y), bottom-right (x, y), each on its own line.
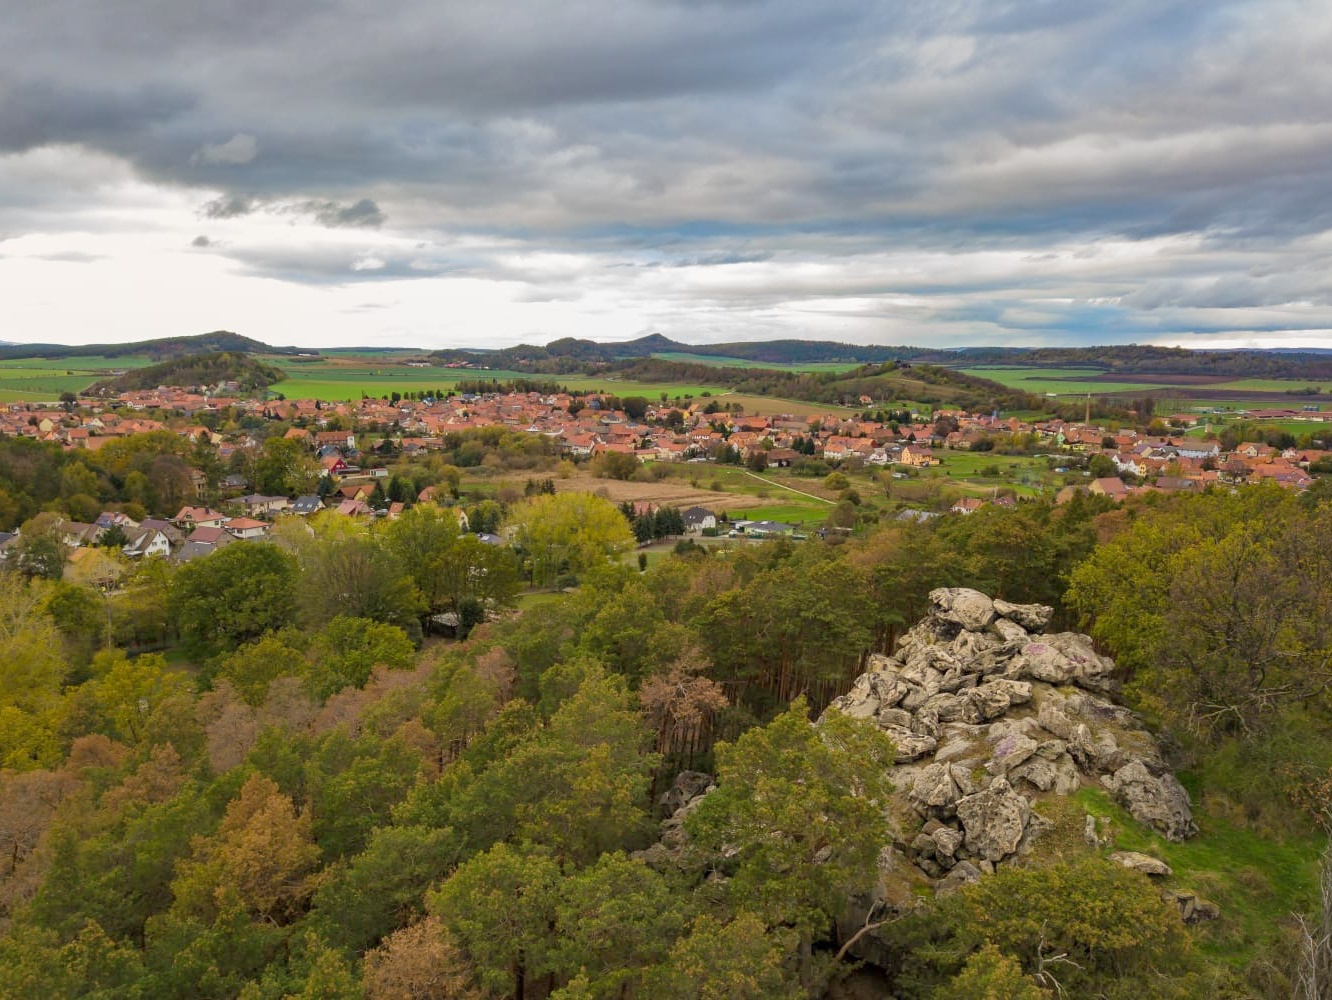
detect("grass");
top-left (729, 503), bottom-right (828, 525)
top-left (955, 365), bottom-right (1161, 396)
top-left (1073, 786), bottom-right (1321, 964)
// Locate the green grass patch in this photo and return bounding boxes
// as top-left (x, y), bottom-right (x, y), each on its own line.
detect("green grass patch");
top-left (730, 503), bottom-right (828, 525)
top-left (1074, 786), bottom-right (1321, 965)
top-left (955, 365), bottom-right (1161, 396)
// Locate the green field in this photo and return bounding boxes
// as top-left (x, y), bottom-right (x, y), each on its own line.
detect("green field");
top-left (956, 366), bottom-right (1161, 396)
top-left (1211, 378), bottom-right (1332, 393)
top-left (0, 355), bottom-right (159, 402)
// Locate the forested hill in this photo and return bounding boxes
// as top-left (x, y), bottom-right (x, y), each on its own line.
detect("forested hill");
top-left (611, 357), bottom-right (1042, 412)
top-left (926, 344), bottom-right (1332, 379)
top-left (85, 351), bottom-right (285, 395)
top-left (0, 331), bottom-right (298, 362)
top-left (430, 335), bottom-right (1332, 379)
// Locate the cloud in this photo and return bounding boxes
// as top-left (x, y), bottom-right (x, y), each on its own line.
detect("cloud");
top-left (190, 132), bottom-right (258, 166)
top-left (310, 198), bottom-right (385, 228)
top-left (191, 235), bottom-right (212, 247)
top-left (201, 194), bottom-right (256, 218)
top-left (2, 0), bottom-right (1332, 348)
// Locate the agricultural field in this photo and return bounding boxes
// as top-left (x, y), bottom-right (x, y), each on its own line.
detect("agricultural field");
top-left (955, 366), bottom-right (1161, 396)
top-left (651, 351), bottom-right (863, 373)
top-left (0, 355), bottom-right (157, 402)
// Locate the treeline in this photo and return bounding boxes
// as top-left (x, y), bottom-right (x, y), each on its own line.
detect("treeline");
top-left (1, 486), bottom-right (1329, 996)
top-left (609, 358), bottom-right (1041, 412)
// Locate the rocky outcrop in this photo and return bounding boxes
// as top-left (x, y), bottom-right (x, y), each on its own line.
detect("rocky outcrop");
top-left (825, 588), bottom-right (1198, 890)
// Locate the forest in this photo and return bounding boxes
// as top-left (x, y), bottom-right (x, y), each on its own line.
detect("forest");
top-left (2, 471), bottom-right (1331, 997)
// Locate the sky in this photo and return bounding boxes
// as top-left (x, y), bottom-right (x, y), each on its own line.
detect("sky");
top-left (3, 0), bottom-right (1332, 353)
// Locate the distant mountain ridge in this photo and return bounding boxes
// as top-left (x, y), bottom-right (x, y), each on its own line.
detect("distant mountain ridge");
top-left (2, 330), bottom-right (1328, 380)
top-left (0, 331), bottom-right (300, 362)
top-left (429, 334), bottom-right (1332, 380)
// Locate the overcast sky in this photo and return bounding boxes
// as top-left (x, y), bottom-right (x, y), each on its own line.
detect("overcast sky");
top-left (3, 0), bottom-right (1331, 351)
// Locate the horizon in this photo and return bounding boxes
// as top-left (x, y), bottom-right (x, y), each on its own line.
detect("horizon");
top-left (4, 3), bottom-right (1332, 352)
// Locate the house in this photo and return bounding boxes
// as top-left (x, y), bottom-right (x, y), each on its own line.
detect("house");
top-left (223, 517), bottom-right (271, 540)
top-left (950, 497), bottom-right (985, 515)
top-left (335, 499), bottom-right (372, 517)
top-left (1088, 476), bottom-right (1129, 499)
top-left (336, 483), bottom-right (374, 502)
top-left (899, 445), bottom-right (936, 468)
top-left (238, 494), bottom-right (290, 516)
top-left (219, 473), bottom-right (250, 493)
top-left (122, 527), bottom-right (173, 559)
top-left (682, 506), bottom-right (717, 533)
top-left (173, 506), bottom-right (229, 530)
top-left (291, 495), bottom-right (324, 515)
top-left (320, 454), bottom-right (349, 477)
top-left (173, 525), bottom-right (235, 561)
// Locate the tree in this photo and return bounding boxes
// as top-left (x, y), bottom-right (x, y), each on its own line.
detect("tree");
top-left (508, 492), bottom-right (634, 587)
top-left (428, 842), bottom-right (562, 1000)
top-left (685, 699), bottom-right (895, 983)
top-left (168, 542), bottom-right (299, 658)
top-left (305, 616), bottom-right (416, 700)
top-left (936, 945), bottom-right (1050, 1000)
top-left (363, 915), bottom-right (482, 1000)
top-left (551, 853), bottom-right (688, 999)
top-left (296, 533), bottom-right (423, 630)
top-left (254, 437), bottom-right (319, 497)
top-left (646, 913), bottom-right (802, 1000)
top-left (171, 773), bottom-right (321, 925)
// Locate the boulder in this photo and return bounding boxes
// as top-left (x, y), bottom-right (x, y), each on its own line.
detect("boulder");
top-left (1163, 890), bottom-right (1220, 924)
top-left (1102, 760), bottom-right (1198, 841)
top-left (956, 777), bottom-right (1031, 863)
top-left (1110, 851), bottom-right (1172, 877)
top-left (987, 732), bottom-right (1038, 775)
top-left (1009, 754), bottom-right (1059, 792)
top-left (993, 599), bottom-right (1054, 630)
top-left (910, 763), bottom-right (962, 811)
top-left (931, 825), bottom-right (964, 860)
top-left (882, 725), bottom-right (938, 763)
top-left (964, 684), bottom-right (1012, 722)
top-left (930, 588), bottom-right (997, 631)
top-left (1014, 641), bottom-right (1077, 684)
top-left (981, 678), bottom-right (1033, 707)
top-left (989, 616), bottom-right (1030, 644)
top-left (658, 771), bottom-right (714, 815)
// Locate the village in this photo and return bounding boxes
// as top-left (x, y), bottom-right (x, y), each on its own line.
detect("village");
top-left (0, 380), bottom-right (1327, 570)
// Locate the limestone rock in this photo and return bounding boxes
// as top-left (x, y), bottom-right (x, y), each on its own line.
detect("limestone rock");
top-left (882, 725), bottom-right (938, 763)
top-left (993, 599), bottom-right (1054, 630)
top-left (989, 616), bottom-right (1029, 644)
top-left (658, 770), bottom-right (714, 815)
top-left (1014, 640), bottom-right (1078, 684)
top-left (1102, 760), bottom-right (1198, 841)
top-left (1110, 851), bottom-right (1173, 877)
top-left (930, 588), bottom-right (996, 631)
top-left (910, 763), bottom-right (962, 811)
top-left (931, 826), bottom-right (964, 860)
top-left (987, 732), bottom-right (1038, 775)
top-left (956, 777), bottom-right (1031, 863)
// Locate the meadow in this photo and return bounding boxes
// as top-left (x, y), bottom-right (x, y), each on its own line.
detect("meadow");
top-left (954, 365), bottom-right (1161, 396)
